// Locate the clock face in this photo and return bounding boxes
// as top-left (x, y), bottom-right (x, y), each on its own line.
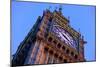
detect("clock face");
top-left (51, 23), bottom-right (77, 49)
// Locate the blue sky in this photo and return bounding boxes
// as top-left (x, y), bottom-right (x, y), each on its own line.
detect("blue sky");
top-left (11, 1), bottom-right (96, 61)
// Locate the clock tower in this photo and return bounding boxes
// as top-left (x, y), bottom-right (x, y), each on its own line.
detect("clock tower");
top-left (12, 8), bottom-right (86, 66)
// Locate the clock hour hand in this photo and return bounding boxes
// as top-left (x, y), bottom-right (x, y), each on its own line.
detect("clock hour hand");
top-left (61, 32), bottom-right (75, 47)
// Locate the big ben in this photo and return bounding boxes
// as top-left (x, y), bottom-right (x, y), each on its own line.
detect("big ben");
top-left (12, 7), bottom-right (86, 66)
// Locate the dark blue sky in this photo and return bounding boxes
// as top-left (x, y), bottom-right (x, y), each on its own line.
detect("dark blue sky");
top-left (12, 1), bottom-right (96, 61)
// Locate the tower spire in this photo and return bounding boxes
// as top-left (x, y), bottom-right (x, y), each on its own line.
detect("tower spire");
top-left (59, 5), bottom-right (62, 13)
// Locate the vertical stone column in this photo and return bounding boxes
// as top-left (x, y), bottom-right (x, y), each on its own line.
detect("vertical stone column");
top-left (51, 55), bottom-right (54, 64)
top-left (27, 39), bottom-right (40, 64)
top-left (34, 40), bottom-right (44, 64)
top-left (24, 42), bottom-right (34, 64)
top-left (38, 42), bottom-right (47, 64)
top-left (44, 51), bottom-right (49, 64)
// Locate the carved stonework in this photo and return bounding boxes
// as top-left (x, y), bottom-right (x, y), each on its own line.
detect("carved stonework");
top-left (12, 9), bottom-right (86, 66)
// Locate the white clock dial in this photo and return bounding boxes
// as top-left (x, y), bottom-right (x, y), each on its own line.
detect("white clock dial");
top-left (52, 24), bottom-right (76, 49)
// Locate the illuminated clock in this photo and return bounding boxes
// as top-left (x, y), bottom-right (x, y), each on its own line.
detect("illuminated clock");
top-left (51, 23), bottom-right (77, 49)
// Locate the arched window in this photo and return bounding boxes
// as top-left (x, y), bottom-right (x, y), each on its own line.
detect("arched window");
top-left (64, 59), bottom-right (67, 63)
top-left (59, 56), bottom-right (63, 61)
top-left (62, 46), bottom-right (65, 51)
top-left (71, 51), bottom-right (74, 56)
top-left (74, 54), bottom-right (78, 59)
top-left (49, 50), bottom-right (53, 55)
top-left (44, 47), bottom-right (49, 52)
top-left (53, 40), bottom-right (57, 44)
top-left (48, 37), bottom-right (52, 42)
top-left (54, 53), bottom-right (58, 58)
top-left (57, 43), bottom-right (61, 48)
top-left (66, 49), bottom-right (70, 54)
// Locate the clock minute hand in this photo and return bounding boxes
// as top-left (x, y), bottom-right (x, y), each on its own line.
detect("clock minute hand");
top-left (61, 32), bottom-right (74, 47)
top-left (61, 32), bottom-right (70, 41)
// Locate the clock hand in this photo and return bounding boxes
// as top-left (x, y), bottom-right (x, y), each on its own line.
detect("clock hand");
top-left (59, 32), bottom-right (72, 46)
top-left (62, 32), bottom-right (75, 45)
top-left (61, 32), bottom-right (71, 41)
top-left (61, 32), bottom-right (75, 48)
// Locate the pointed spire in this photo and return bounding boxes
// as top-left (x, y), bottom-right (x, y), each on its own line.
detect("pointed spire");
top-left (68, 16), bottom-right (70, 22)
top-left (78, 28), bottom-right (81, 37)
top-left (82, 36), bottom-right (87, 44)
top-left (77, 28), bottom-right (81, 54)
top-left (59, 5), bottom-right (62, 13)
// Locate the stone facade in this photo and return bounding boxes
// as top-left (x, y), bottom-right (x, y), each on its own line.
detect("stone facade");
top-left (12, 9), bottom-right (86, 66)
